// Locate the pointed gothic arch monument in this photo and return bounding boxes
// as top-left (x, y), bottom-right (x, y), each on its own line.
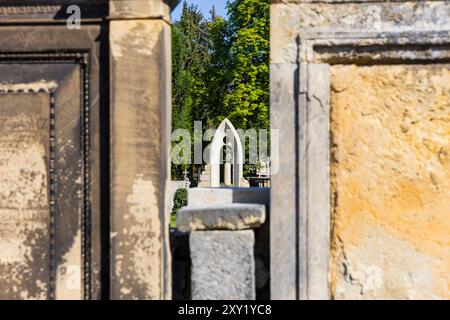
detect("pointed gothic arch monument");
top-left (209, 119), bottom-right (244, 188)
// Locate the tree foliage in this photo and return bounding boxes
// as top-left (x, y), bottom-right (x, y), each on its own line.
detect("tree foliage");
top-left (224, 0), bottom-right (270, 130)
top-left (172, 2), bottom-right (210, 178)
top-left (172, 2), bottom-right (209, 133)
top-left (172, 0), bottom-right (270, 179)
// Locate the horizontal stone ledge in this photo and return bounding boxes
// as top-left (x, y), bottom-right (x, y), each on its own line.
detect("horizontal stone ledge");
top-left (177, 203), bottom-right (266, 233)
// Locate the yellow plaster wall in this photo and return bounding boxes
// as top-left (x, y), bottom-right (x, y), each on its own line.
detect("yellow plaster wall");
top-left (330, 64), bottom-right (450, 299)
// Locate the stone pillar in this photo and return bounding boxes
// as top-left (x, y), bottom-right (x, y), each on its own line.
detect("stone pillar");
top-left (109, 0), bottom-right (176, 300)
top-left (177, 204), bottom-right (266, 300)
top-left (270, 0), bottom-right (450, 300)
top-left (224, 163), bottom-right (232, 186)
top-left (190, 231), bottom-right (255, 300)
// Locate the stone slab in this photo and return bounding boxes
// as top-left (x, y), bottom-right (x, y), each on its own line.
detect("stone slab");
top-left (177, 204), bottom-right (266, 233)
top-left (190, 230), bottom-right (255, 300)
top-left (188, 187), bottom-right (270, 206)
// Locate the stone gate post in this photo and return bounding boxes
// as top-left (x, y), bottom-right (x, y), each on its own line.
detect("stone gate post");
top-left (109, 0), bottom-right (177, 300)
top-left (270, 0), bottom-right (450, 300)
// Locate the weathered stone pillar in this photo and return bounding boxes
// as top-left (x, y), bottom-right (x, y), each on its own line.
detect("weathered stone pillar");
top-left (270, 0), bottom-right (450, 300)
top-left (178, 204), bottom-right (266, 300)
top-left (224, 163), bottom-right (232, 186)
top-left (109, 0), bottom-right (176, 300)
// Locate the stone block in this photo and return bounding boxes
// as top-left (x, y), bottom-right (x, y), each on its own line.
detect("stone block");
top-left (109, 0), bottom-right (175, 21)
top-left (177, 204), bottom-right (266, 233)
top-left (187, 187), bottom-right (271, 299)
top-left (190, 230), bottom-right (255, 300)
top-left (188, 187), bottom-right (270, 206)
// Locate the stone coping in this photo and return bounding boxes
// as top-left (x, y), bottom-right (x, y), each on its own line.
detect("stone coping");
top-left (177, 203), bottom-right (266, 233)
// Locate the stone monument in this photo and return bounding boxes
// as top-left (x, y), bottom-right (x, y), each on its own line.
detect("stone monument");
top-left (270, 0), bottom-right (450, 300)
top-left (0, 0), bottom-right (177, 300)
top-left (198, 118), bottom-right (246, 188)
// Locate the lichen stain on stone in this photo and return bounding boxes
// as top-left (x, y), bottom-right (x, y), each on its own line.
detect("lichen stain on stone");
top-left (330, 64), bottom-right (450, 299)
top-left (333, 224), bottom-right (443, 299)
top-left (0, 106), bottom-right (51, 299)
top-left (56, 230), bottom-right (82, 300)
top-left (110, 21), bottom-right (162, 59)
top-left (0, 223), bottom-right (50, 299)
top-left (116, 175), bottom-right (162, 299)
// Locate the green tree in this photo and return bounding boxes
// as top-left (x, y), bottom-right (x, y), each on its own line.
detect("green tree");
top-left (223, 0), bottom-right (270, 130)
top-left (171, 0), bottom-right (270, 179)
top-left (172, 2), bottom-right (210, 179)
top-left (200, 13), bottom-right (231, 128)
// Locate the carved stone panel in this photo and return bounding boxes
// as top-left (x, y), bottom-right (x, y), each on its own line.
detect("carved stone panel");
top-left (270, 0), bottom-right (450, 300)
top-left (0, 93), bottom-right (52, 299)
top-left (0, 51), bottom-right (100, 300)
